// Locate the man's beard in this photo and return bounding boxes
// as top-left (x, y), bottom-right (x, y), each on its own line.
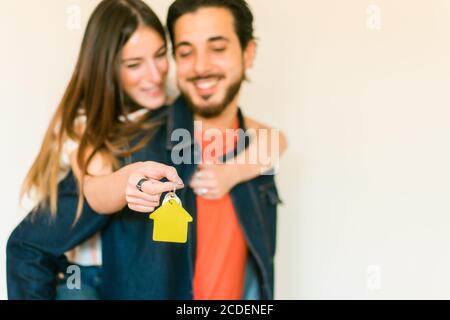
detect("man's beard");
top-left (181, 73), bottom-right (245, 119)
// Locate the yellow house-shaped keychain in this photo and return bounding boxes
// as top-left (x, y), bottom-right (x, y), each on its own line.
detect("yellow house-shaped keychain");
top-left (149, 194), bottom-right (193, 244)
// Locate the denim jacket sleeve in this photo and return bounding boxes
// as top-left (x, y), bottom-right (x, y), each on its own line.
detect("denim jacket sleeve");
top-left (6, 171), bottom-right (111, 300)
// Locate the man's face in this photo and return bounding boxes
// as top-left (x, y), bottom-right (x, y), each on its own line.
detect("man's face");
top-left (173, 7), bottom-right (255, 118)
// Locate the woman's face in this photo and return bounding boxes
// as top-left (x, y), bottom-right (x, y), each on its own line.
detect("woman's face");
top-left (120, 26), bottom-right (169, 110)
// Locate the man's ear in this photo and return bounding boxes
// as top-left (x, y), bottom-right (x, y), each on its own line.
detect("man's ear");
top-left (244, 39), bottom-right (257, 70)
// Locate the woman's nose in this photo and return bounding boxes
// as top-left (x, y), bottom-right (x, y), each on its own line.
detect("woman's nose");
top-left (145, 60), bottom-right (162, 84)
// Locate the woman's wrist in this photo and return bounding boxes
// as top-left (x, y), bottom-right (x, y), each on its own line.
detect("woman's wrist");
top-left (228, 161), bottom-right (251, 185)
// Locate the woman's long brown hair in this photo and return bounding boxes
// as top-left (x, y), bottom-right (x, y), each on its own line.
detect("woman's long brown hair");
top-left (21, 0), bottom-right (166, 219)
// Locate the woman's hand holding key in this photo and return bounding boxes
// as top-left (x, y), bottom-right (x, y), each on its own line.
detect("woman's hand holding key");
top-left (126, 161), bottom-right (184, 213)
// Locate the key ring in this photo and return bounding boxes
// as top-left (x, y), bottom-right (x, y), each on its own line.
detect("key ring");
top-left (162, 183), bottom-right (182, 206)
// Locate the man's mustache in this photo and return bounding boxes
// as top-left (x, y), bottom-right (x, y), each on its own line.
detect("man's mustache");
top-left (187, 74), bottom-right (225, 82)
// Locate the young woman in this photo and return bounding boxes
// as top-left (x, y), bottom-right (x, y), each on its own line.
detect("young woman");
top-left (20, 0), bottom-right (180, 299)
top-left (14, 0), bottom-right (287, 299)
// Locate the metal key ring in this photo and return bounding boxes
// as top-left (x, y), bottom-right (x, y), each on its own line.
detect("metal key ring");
top-left (162, 192), bottom-right (182, 206)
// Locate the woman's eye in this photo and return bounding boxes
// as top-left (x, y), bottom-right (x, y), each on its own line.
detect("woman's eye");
top-left (213, 47), bottom-right (226, 53)
top-left (126, 64), bottom-right (140, 69)
top-left (156, 51), bottom-right (167, 59)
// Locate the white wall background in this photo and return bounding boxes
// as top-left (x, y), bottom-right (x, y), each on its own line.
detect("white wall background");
top-left (2, 0), bottom-right (450, 300)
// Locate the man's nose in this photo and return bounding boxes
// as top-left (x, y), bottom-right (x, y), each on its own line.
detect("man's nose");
top-left (194, 51), bottom-right (212, 75)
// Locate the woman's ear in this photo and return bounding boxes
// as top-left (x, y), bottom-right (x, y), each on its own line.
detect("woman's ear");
top-left (244, 39), bottom-right (257, 70)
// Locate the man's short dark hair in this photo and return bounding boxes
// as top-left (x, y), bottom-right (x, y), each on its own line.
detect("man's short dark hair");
top-left (167, 0), bottom-right (255, 51)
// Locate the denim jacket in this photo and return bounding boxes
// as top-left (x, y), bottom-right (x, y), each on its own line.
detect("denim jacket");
top-left (7, 97), bottom-right (281, 300)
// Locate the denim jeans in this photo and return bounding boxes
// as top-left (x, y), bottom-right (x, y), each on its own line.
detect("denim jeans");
top-left (55, 266), bottom-right (101, 300)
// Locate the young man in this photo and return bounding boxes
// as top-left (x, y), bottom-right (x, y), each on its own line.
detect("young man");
top-left (8, 0), bottom-right (282, 300)
top-left (166, 0), bottom-right (276, 299)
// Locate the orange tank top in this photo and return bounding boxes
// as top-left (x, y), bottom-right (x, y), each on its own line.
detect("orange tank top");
top-left (192, 118), bottom-right (247, 300)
